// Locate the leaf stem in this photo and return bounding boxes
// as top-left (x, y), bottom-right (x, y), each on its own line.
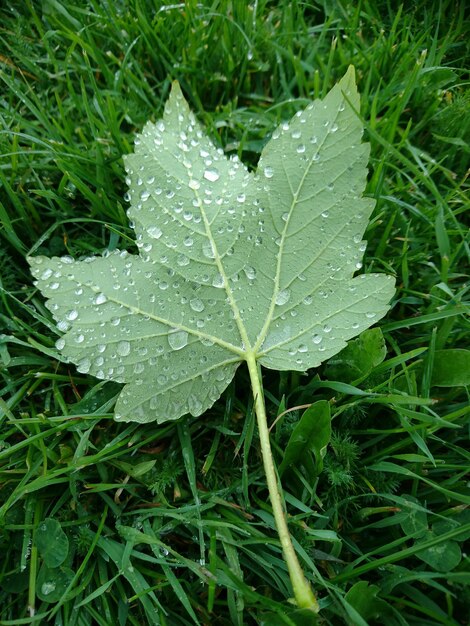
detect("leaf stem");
top-left (245, 352), bottom-right (319, 612)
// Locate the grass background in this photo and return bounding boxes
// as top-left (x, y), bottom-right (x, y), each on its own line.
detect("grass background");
top-left (0, 0), bottom-right (469, 624)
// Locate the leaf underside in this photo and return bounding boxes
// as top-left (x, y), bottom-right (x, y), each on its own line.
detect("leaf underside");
top-left (29, 67), bottom-right (395, 424)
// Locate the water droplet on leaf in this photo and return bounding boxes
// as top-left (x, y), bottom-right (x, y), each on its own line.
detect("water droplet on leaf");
top-left (147, 226), bottom-right (162, 239)
top-left (117, 340), bottom-right (131, 356)
top-left (190, 298), bottom-right (205, 312)
top-left (275, 289), bottom-right (291, 306)
top-left (41, 582), bottom-right (56, 595)
top-left (168, 329), bottom-right (188, 350)
top-left (244, 266), bottom-right (257, 280)
top-left (94, 293), bottom-right (107, 305)
top-left (212, 273), bottom-right (225, 288)
top-left (77, 358), bottom-right (91, 374)
top-left (203, 167), bottom-right (220, 182)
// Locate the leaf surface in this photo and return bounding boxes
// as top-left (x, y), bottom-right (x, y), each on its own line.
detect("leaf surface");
top-left (29, 68), bottom-right (395, 423)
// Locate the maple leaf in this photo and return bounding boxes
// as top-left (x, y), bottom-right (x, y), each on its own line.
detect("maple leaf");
top-left (29, 67), bottom-right (395, 424)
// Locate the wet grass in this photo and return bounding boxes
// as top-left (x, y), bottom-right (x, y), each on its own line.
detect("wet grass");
top-left (1, 1), bottom-right (469, 625)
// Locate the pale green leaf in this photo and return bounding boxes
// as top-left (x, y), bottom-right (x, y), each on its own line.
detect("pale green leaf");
top-left (29, 67), bottom-right (395, 424)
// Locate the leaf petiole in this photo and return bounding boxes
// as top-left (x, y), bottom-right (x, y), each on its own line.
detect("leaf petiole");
top-left (245, 352), bottom-right (319, 612)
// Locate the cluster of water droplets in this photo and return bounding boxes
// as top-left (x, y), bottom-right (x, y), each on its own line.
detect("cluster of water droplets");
top-left (28, 246), bottom-right (249, 421)
top-left (122, 83), bottom-right (267, 287)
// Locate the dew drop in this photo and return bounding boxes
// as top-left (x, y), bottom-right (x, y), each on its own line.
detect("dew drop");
top-left (147, 226), bottom-right (162, 239)
top-left (140, 190), bottom-right (150, 201)
top-left (201, 337), bottom-right (215, 347)
top-left (189, 179), bottom-right (200, 190)
top-left (212, 273), bottom-right (225, 288)
top-left (190, 298), bottom-right (205, 312)
top-left (188, 395), bottom-right (203, 414)
top-left (66, 309), bottom-right (78, 321)
top-left (298, 344), bottom-right (308, 353)
top-left (323, 324), bottom-right (332, 333)
top-left (275, 289), bottom-right (291, 306)
top-left (263, 166), bottom-right (274, 179)
top-left (77, 358), bottom-right (91, 374)
top-left (176, 254), bottom-right (190, 266)
top-left (75, 334), bottom-right (85, 344)
top-left (117, 340), bottom-right (131, 356)
top-left (291, 129), bottom-right (301, 139)
top-left (243, 265), bottom-right (257, 280)
top-left (237, 193), bottom-right (246, 203)
top-left (40, 268), bottom-right (53, 280)
top-left (202, 241), bottom-right (215, 259)
top-left (94, 293), bottom-right (107, 305)
top-left (168, 330), bottom-right (188, 351)
top-left (56, 338), bottom-right (66, 350)
top-left (41, 582), bottom-right (56, 596)
top-left (312, 334), bottom-right (322, 344)
top-left (296, 144), bottom-right (306, 153)
top-left (203, 167), bottom-right (220, 182)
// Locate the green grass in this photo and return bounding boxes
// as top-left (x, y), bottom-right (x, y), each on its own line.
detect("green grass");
top-left (1, 1), bottom-right (469, 624)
